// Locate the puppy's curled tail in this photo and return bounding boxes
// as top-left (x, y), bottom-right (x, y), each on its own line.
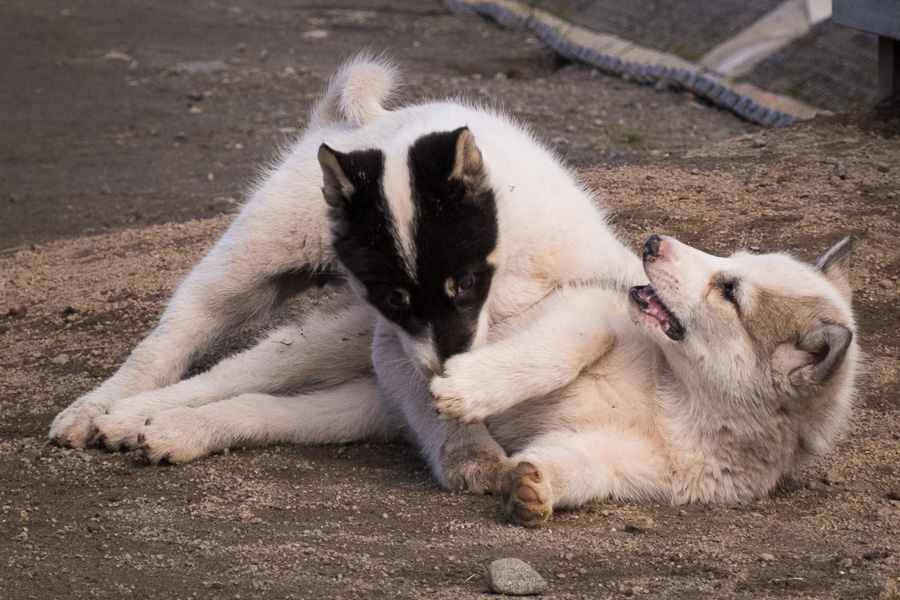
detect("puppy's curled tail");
top-left (308, 54), bottom-right (399, 130)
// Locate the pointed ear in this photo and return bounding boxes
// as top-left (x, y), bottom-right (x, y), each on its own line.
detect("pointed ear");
top-left (449, 127), bottom-right (485, 184)
top-left (816, 236), bottom-right (853, 300)
top-left (317, 144), bottom-right (356, 209)
top-left (786, 322), bottom-right (853, 388)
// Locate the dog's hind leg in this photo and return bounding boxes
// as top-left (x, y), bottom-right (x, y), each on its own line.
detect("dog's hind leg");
top-left (501, 430), bottom-right (669, 526)
top-left (94, 299), bottom-right (376, 450)
top-left (50, 143), bottom-right (341, 449)
top-left (372, 320), bottom-right (508, 494)
top-left (134, 377), bottom-right (397, 464)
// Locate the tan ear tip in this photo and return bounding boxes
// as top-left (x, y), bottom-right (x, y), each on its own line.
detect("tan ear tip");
top-left (455, 127), bottom-right (475, 145)
top-left (317, 143), bottom-right (333, 160)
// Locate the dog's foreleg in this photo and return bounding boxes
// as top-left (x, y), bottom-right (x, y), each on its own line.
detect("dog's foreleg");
top-left (134, 377), bottom-right (395, 464)
top-left (94, 300), bottom-right (376, 450)
top-left (50, 168), bottom-right (338, 448)
top-left (372, 321), bottom-right (507, 494)
top-left (431, 287), bottom-right (617, 422)
top-left (501, 430), bottom-right (669, 527)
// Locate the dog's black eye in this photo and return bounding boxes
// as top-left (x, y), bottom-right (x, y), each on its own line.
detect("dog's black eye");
top-left (379, 288), bottom-right (409, 312)
top-left (457, 273), bottom-right (475, 293)
top-left (720, 281), bottom-right (739, 307)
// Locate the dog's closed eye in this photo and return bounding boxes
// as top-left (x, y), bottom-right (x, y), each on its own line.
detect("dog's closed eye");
top-left (719, 280), bottom-right (739, 308)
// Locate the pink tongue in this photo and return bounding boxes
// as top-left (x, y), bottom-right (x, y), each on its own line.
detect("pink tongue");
top-left (640, 288), bottom-right (671, 327)
top-left (646, 301), bottom-right (669, 322)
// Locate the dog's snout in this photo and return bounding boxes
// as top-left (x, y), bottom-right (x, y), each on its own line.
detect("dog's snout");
top-left (643, 235), bottom-right (662, 262)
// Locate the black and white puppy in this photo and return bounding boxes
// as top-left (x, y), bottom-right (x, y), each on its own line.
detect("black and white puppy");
top-left (50, 55), bottom-right (637, 494)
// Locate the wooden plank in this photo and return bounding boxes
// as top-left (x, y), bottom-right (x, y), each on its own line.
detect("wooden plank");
top-left (880, 36), bottom-right (900, 100)
top-left (834, 0), bottom-right (900, 40)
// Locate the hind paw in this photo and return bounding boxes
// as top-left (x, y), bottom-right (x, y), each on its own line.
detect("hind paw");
top-left (502, 461), bottom-right (552, 527)
top-left (440, 443), bottom-right (507, 494)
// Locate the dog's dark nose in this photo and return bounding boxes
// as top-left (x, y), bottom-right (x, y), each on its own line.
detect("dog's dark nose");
top-left (643, 235), bottom-right (661, 262)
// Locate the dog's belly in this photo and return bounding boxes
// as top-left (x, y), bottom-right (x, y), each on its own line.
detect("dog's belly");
top-left (487, 363), bottom-right (659, 456)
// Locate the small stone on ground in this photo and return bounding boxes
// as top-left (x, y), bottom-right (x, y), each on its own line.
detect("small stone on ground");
top-left (486, 558), bottom-right (547, 596)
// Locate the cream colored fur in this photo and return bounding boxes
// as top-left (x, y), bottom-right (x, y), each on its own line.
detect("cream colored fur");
top-left (433, 235), bottom-right (857, 524)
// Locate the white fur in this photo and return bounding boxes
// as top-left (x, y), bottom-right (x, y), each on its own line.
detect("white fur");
top-left (433, 235), bottom-right (857, 522)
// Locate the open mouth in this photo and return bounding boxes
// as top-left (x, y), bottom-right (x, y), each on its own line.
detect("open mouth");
top-left (630, 285), bottom-right (685, 341)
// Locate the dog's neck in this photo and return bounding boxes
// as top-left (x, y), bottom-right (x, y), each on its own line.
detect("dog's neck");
top-left (654, 352), bottom-right (807, 500)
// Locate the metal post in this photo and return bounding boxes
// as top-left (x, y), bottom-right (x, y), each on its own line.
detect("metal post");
top-left (879, 36), bottom-right (900, 100)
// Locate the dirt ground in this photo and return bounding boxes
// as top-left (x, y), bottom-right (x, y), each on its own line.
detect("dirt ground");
top-left (2, 1), bottom-right (900, 599)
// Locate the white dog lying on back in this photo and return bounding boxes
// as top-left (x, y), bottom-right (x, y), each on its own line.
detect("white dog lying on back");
top-left (432, 233), bottom-right (856, 524)
top-left (49, 56), bottom-right (857, 526)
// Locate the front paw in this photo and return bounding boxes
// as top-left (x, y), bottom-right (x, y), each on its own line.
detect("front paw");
top-left (430, 379), bottom-right (484, 423)
top-left (439, 443), bottom-right (507, 494)
top-left (49, 396), bottom-right (109, 448)
top-left (430, 356), bottom-right (493, 423)
top-left (501, 461), bottom-right (553, 527)
top-left (136, 408), bottom-right (218, 465)
top-left (94, 410), bottom-right (149, 452)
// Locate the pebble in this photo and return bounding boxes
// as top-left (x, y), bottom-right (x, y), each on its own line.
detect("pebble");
top-left (824, 470), bottom-right (844, 485)
top-left (302, 29), bottom-right (329, 40)
top-left (485, 558), bottom-right (547, 596)
top-left (624, 516), bottom-right (655, 533)
top-left (829, 162), bottom-right (848, 180)
top-left (168, 60), bottom-right (228, 74)
top-left (7, 304), bottom-right (27, 318)
top-left (103, 51), bottom-right (133, 62)
top-left (880, 578), bottom-right (900, 599)
top-left (759, 553), bottom-right (776, 562)
top-left (880, 279), bottom-right (895, 290)
top-left (51, 353), bottom-right (70, 365)
top-left (877, 162), bottom-right (891, 173)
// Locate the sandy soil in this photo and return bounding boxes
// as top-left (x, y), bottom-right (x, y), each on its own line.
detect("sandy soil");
top-left (2, 1), bottom-right (900, 599)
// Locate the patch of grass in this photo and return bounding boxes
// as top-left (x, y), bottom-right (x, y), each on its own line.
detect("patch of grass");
top-left (525, 0), bottom-right (571, 21)
top-left (785, 82), bottom-right (806, 98)
top-left (611, 127), bottom-right (646, 146)
top-left (671, 43), bottom-right (702, 62)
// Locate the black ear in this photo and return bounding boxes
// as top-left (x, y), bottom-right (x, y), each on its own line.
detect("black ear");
top-left (318, 144), bottom-right (357, 210)
top-left (789, 322), bottom-right (853, 387)
top-left (816, 236), bottom-right (853, 300)
top-left (408, 127), bottom-right (488, 193)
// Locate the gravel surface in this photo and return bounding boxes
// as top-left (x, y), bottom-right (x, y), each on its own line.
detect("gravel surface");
top-left (2, 1), bottom-right (900, 599)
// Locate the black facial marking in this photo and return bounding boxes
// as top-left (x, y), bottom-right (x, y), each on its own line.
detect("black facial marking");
top-left (319, 146), bottom-right (421, 332)
top-left (406, 128), bottom-right (498, 362)
top-left (318, 129), bottom-right (499, 365)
